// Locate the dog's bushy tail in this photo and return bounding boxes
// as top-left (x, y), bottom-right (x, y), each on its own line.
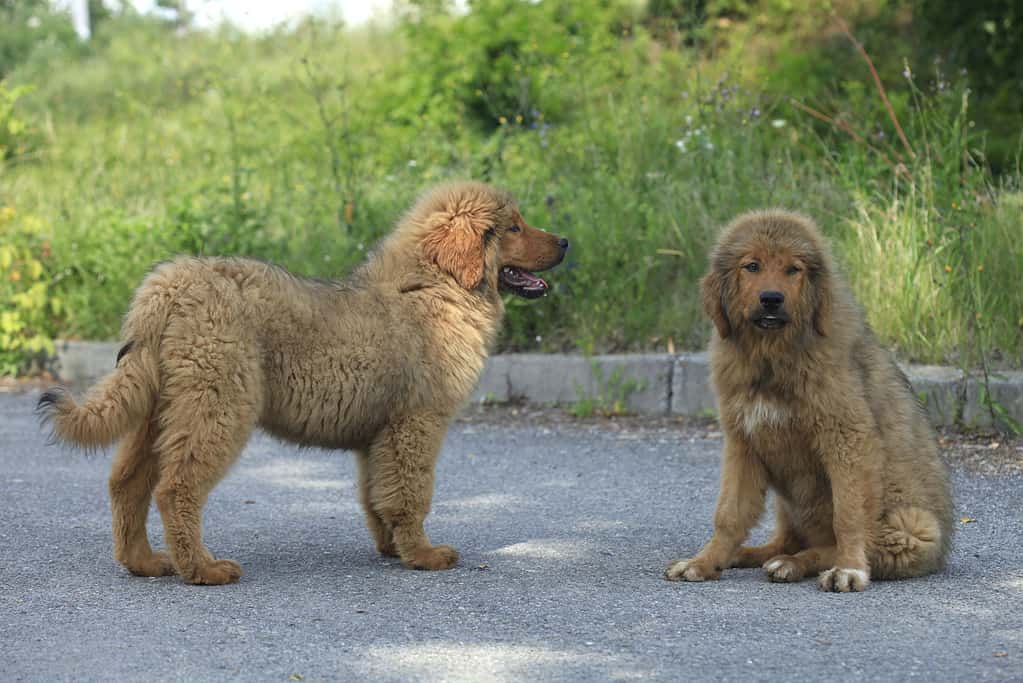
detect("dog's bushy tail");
top-left (38, 343), bottom-right (160, 448)
top-left (38, 265), bottom-right (176, 448)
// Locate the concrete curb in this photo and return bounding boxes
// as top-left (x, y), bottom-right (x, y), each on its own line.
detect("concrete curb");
top-left (52, 340), bottom-right (1023, 430)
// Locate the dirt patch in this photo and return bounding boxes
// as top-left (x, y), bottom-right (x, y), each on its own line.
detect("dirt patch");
top-left (935, 427), bottom-right (1023, 476)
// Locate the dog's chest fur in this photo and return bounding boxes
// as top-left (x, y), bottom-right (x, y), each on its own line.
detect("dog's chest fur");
top-left (735, 395), bottom-right (791, 436)
top-left (723, 383), bottom-right (835, 522)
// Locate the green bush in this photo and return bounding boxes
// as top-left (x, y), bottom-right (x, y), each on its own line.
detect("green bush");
top-left (0, 207), bottom-right (59, 375)
top-left (911, 0), bottom-right (1023, 168)
top-left (0, 1), bottom-right (80, 79)
top-left (0, 0), bottom-right (1020, 376)
top-left (0, 80), bottom-right (34, 161)
top-left (398, 0), bottom-right (634, 132)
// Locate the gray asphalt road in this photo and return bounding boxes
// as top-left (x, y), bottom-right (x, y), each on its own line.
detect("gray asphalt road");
top-left (2, 392), bottom-right (1021, 682)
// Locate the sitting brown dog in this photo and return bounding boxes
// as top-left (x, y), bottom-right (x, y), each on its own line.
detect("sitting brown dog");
top-left (39, 181), bottom-right (567, 584)
top-left (666, 210), bottom-right (953, 592)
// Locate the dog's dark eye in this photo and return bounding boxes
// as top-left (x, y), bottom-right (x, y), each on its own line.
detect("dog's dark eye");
top-left (508, 225), bottom-right (521, 233)
top-left (786, 265), bottom-right (802, 275)
top-left (743, 262), bottom-right (760, 273)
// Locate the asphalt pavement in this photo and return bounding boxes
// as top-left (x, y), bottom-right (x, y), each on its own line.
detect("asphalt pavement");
top-left (1, 391), bottom-right (1021, 682)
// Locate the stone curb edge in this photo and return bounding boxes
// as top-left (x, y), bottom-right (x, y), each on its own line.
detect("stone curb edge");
top-left (50, 340), bottom-right (1023, 431)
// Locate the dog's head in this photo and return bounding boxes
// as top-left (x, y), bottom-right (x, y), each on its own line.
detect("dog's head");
top-left (417, 182), bottom-right (568, 298)
top-left (701, 210), bottom-right (833, 340)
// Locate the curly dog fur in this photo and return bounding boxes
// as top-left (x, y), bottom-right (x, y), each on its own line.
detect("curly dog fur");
top-left (39, 181), bottom-right (567, 584)
top-left (666, 210), bottom-right (953, 592)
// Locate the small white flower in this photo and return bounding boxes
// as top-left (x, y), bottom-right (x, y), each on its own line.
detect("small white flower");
top-left (535, 335), bottom-right (543, 343)
top-left (704, 141), bottom-right (714, 151)
top-left (684, 115), bottom-right (693, 126)
top-left (675, 139), bottom-right (687, 152)
top-left (771, 119), bottom-right (787, 128)
top-left (407, 159), bottom-right (417, 167)
top-left (27, 15), bottom-right (41, 28)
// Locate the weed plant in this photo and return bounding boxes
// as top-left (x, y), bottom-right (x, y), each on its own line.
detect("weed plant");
top-left (0, 3), bottom-right (1019, 376)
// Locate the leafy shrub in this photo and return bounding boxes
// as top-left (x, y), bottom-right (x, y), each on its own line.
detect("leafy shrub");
top-left (396, 0), bottom-right (635, 132)
top-left (910, 0), bottom-right (1023, 168)
top-left (0, 207), bottom-right (59, 374)
top-left (1, 1), bottom-right (1021, 377)
top-left (0, 1), bottom-right (80, 79)
top-left (0, 80), bottom-right (34, 161)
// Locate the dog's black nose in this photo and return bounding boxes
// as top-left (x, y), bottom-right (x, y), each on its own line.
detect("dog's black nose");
top-left (760, 290), bottom-right (784, 311)
top-left (557, 237), bottom-right (569, 251)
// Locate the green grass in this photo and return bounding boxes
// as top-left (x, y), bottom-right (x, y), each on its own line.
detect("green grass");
top-left (0, 2), bottom-right (1020, 374)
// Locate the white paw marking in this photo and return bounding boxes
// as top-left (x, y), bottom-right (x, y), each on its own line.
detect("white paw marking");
top-left (818, 567), bottom-right (870, 592)
top-left (764, 557), bottom-right (800, 581)
top-left (665, 559), bottom-right (704, 582)
top-left (847, 568), bottom-right (869, 584)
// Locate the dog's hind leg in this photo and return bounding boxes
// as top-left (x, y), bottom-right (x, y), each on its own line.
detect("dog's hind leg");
top-left (152, 320), bottom-right (264, 585)
top-left (355, 450), bottom-right (397, 557)
top-left (366, 414), bottom-right (458, 570)
top-left (109, 413), bottom-right (175, 577)
top-left (870, 506), bottom-right (946, 579)
top-left (153, 393), bottom-right (258, 585)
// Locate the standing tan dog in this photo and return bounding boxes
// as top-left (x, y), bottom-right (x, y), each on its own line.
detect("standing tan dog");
top-left (665, 210), bottom-right (953, 592)
top-left (39, 181), bottom-right (567, 584)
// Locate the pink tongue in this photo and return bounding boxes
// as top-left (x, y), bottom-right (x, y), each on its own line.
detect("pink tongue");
top-left (520, 272), bottom-right (547, 289)
top-left (504, 267), bottom-right (547, 289)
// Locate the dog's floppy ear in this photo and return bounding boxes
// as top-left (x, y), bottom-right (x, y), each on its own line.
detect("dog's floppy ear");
top-left (421, 211), bottom-right (488, 290)
top-left (812, 270), bottom-right (832, 337)
top-left (700, 271), bottom-right (731, 339)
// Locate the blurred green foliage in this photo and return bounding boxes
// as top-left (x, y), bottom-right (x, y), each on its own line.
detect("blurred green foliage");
top-left (0, 0), bottom-right (1020, 375)
top-left (0, 1), bottom-right (81, 79)
top-left (911, 0), bottom-right (1022, 167)
top-left (0, 80), bottom-right (34, 161)
top-left (0, 206), bottom-right (59, 375)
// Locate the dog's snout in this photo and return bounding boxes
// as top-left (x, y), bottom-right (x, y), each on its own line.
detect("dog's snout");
top-left (557, 237), bottom-right (569, 251)
top-left (760, 290), bottom-right (784, 310)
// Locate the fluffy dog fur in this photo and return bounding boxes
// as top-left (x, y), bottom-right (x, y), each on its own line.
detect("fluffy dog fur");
top-left (665, 210), bottom-right (953, 592)
top-left (38, 181), bottom-right (567, 585)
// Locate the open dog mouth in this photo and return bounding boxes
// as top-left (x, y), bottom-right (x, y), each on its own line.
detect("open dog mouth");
top-left (752, 313), bottom-right (788, 329)
top-left (500, 266), bottom-right (549, 299)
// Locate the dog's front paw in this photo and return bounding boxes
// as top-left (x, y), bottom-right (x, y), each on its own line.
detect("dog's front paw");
top-left (185, 558), bottom-right (243, 585)
top-left (763, 555), bottom-right (806, 583)
top-left (665, 558), bottom-right (722, 582)
top-left (817, 567), bottom-right (869, 592)
top-left (124, 550), bottom-right (177, 577)
top-left (404, 544), bottom-right (459, 570)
